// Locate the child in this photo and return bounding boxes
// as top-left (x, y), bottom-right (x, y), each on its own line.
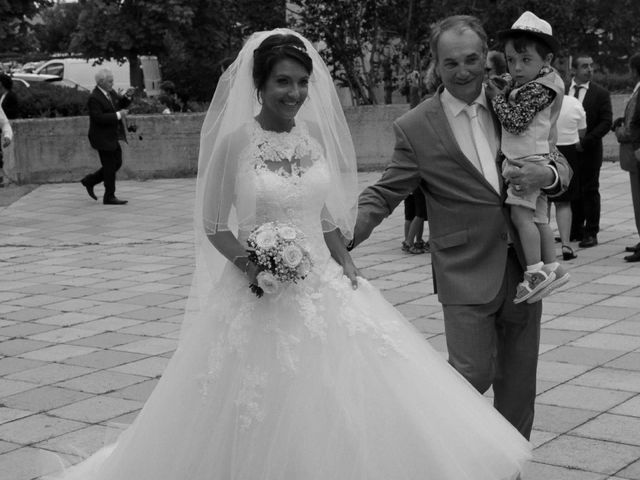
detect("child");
top-left (486, 11), bottom-right (570, 304)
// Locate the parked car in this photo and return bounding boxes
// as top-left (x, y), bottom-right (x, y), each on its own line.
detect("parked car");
top-left (34, 57), bottom-right (161, 96)
top-left (10, 72), bottom-right (61, 83)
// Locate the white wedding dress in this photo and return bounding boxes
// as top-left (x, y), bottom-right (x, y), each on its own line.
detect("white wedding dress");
top-left (48, 122), bottom-right (530, 480)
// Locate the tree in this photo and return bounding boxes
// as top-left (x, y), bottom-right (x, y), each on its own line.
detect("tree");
top-left (290, 0), bottom-right (447, 104)
top-left (290, 0), bottom-right (386, 105)
top-left (70, 0), bottom-right (286, 101)
top-left (158, 0), bottom-right (286, 103)
top-left (70, 0), bottom-right (195, 89)
top-left (291, 0), bottom-right (640, 105)
top-left (33, 2), bottom-right (83, 54)
top-left (0, 0), bottom-right (52, 54)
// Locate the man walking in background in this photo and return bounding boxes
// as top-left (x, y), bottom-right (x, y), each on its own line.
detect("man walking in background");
top-left (568, 54), bottom-right (612, 247)
top-left (81, 68), bottom-right (134, 205)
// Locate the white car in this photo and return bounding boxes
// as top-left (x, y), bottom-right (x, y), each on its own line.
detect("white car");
top-left (10, 73), bottom-right (89, 92)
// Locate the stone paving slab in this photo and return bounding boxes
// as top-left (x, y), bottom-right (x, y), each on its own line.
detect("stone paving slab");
top-left (0, 164), bottom-right (639, 479)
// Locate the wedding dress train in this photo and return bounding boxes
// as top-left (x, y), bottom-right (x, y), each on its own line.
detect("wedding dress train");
top-left (47, 122), bottom-right (530, 480)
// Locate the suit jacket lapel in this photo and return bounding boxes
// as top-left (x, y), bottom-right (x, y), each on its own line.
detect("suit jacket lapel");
top-left (424, 92), bottom-right (502, 197)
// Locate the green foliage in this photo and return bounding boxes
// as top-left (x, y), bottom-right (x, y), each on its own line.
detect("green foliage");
top-left (593, 71), bottom-right (635, 94)
top-left (293, 0), bottom-right (640, 104)
top-left (13, 82), bottom-right (89, 118)
top-left (0, 0), bottom-right (52, 53)
top-left (68, 0), bottom-right (285, 101)
top-left (33, 3), bottom-right (83, 54)
top-left (158, 0), bottom-right (286, 103)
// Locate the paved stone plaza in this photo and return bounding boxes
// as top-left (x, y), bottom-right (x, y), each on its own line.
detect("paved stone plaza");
top-left (0, 162), bottom-right (639, 479)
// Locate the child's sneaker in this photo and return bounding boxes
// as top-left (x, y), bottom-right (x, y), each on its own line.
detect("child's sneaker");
top-left (513, 269), bottom-right (556, 304)
top-left (527, 264), bottom-right (570, 303)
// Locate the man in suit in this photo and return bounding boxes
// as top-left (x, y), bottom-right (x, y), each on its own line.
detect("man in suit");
top-left (81, 68), bottom-right (134, 205)
top-left (350, 15), bottom-right (570, 439)
top-left (614, 53), bottom-right (640, 262)
top-left (0, 74), bottom-right (17, 187)
top-left (568, 54), bottom-right (612, 247)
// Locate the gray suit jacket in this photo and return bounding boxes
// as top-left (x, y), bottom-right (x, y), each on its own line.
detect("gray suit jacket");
top-left (353, 89), bottom-right (571, 305)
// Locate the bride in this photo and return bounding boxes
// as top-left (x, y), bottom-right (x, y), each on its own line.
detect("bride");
top-left (46, 29), bottom-right (530, 480)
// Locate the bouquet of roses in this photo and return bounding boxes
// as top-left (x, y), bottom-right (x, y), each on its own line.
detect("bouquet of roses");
top-left (246, 222), bottom-right (313, 297)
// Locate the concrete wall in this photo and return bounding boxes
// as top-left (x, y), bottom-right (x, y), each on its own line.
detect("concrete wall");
top-left (2, 95), bottom-right (627, 185)
top-left (4, 113), bottom-right (204, 185)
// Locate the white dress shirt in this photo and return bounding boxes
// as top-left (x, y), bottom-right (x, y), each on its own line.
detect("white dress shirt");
top-left (569, 80), bottom-right (589, 103)
top-left (441, 87), bottom-right (499, 172)
top-left (97, 86), bottom-right (122, 120)
top-left (441, 87), bottom-right (558, 190)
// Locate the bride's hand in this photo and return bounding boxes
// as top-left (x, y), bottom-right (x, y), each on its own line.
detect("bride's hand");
top-left (343, 261), bottom-right (362, 290)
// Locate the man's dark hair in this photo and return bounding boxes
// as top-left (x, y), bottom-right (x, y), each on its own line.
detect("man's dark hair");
top-left (571, 54), bottom-right (592, 70)
top-left (486, 50), bottom-right (507, 76)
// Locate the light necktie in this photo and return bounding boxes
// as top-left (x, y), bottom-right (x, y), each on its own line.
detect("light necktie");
top-left (464, 103), bottom-right (501, 193)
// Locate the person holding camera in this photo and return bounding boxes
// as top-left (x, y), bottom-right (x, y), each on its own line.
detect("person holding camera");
top-left (81, 68), bottom-right (135, 205)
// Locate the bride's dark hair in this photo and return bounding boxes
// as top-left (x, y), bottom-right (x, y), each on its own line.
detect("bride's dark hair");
top-left (252, 34), bottom-right (313, 91)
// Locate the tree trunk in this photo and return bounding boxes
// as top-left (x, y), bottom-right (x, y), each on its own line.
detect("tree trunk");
top-left (127, 54), bottom-right (144, 91)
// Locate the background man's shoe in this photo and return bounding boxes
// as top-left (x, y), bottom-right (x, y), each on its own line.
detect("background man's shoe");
top-left (625, 242), bottom-right (640, 252)
top-left (579, 236), bottom-right (598, 248)
top-left (80, 178), bottom-right (97, 200)
top-left (103, 197), bottom-right (128, 205)
top-left (625, 251), bottom-right (640, 262)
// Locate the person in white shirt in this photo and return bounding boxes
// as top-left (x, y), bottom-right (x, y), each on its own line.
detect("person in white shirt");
top-left (551, 95), bottom-right (587, 260)
top-left (0, 106), bottom-right (12, 187)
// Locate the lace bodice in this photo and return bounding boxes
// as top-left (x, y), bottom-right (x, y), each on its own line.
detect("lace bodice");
top-left (236, 121), bottom-right (333, 267)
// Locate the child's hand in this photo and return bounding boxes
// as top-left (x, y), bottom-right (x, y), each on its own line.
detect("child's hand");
top-left (485, 75), bottom-right (509, 99)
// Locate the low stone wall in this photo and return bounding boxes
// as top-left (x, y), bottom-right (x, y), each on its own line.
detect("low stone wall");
top-left (4, 113), bottom-right (204, 185)
top-left (3, 105), bottom-right (408, 185)
top-left (2, 96), bottom-right (626, 185)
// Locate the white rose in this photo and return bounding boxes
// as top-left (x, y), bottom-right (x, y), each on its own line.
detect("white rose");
top-left (255, 230), bottom-right (277, 249)
top-left (257, 271), bottom-right (280, 294)
top-left (297, 257), bottom-right (311, 277)
top-left (278, 226), bottom-right (297, 240)
top-left (282, 245), bottom-right (303, 267)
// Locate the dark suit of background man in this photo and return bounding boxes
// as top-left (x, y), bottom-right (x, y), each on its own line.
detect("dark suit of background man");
top-left (81, 68), bottom-right (133, 205)
top-left (568, 54), bottom-right (612, 248)
top-left (614, 53), bottom-right (640, 262)
top-left (0, 74), bottom-right (18, 187)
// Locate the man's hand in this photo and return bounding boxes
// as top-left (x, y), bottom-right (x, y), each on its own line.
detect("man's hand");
top-left (2, 135), bottom-right (11, 149)
top-left (503, 157), bottom-right (554, 195)
top-left (119, 109), bottom-right (128, 119)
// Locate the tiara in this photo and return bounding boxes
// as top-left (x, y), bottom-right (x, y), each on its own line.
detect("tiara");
top-left (271, 43), bottom-right (307, 53)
